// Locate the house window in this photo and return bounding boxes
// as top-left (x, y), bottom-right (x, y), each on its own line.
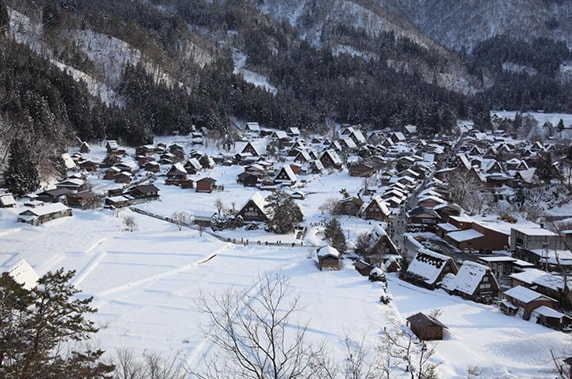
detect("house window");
top-left (480, 283), bottom-right (491, 289)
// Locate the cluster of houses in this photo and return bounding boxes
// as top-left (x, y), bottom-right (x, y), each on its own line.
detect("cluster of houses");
top-left (4, 118), bottom-right (572, 334)
top-left (375, 128), bottom-right (572, 334)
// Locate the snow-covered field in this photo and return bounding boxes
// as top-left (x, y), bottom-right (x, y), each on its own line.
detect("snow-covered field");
top-left (1, 138), bottom-right (571, 378)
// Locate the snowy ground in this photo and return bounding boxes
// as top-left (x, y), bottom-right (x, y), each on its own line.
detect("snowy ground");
top-left (1, 138), bottom-right (571, 378)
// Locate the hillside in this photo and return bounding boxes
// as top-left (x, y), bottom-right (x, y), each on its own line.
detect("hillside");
top-left (389, 0), bottom-right (572, 52)
top-left (1, 0), bottom-right (572, 191)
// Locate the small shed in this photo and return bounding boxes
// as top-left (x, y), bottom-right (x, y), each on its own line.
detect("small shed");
top-left (406, 312), bottom-right (448, 341)
top-left (317, 246), bottom-right (341, 271)
top-left (0, 192), bottom-right (16, 208)
top-left (195, 177), bottom-right (217, 193)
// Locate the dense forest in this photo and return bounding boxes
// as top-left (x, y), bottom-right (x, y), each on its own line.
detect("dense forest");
top-left (1, 0), bottom-right (572, 190)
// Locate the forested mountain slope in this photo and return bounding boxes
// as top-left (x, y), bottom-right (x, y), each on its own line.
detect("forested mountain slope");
top-left (1, 0), bottom-right (572, 191)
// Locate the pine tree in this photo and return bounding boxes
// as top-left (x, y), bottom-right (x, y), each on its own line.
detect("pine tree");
top-left (0, 0), bottom-right (9, 32)
top-left (264, 190), bottom-right (303, 234)
top-left (3, 138), bottom-right (41, 197)
top-left (324, 218), bottom-right (347, 253)
top-left (0, 269), bottom-right (114, 378)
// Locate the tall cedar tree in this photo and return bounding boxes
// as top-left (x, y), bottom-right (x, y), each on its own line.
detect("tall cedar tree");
top-left (0, 269), bottom-right (114, 378)
top-left (0, 0), bottom-right (8, 31)
top-left (264, 190), bottom-right (303, 234)
top-left (324, 218), bottom-right (347, 253)
top-left (3, 138), bottom-right (41, 197)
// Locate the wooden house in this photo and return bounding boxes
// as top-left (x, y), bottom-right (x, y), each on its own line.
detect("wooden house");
top-left (407, 206), bottom-right (442, 232)
top-left (103, 166), bottom-right (121, 180)
top-left (348, 162), bottom-right (375, 177)
top-left (335, 197), bottom-right (364, 217)
top-left (36, 188), bottom-right (70, 203)
top-left (406, 312), bottom-right (447, 341)
top-left (317, 246), bottom-right (341, 271)
top-left (165, 163), bottom-right (188, 185)
top-left (273, 165), bottom-right (297, 186)
top-left (308, 159), bottom-right (325, 174)
top-left (104, 195), bottom-right (130, 209)
top-left (362, 197), bottom-right (391, 222)
top-left (237, 192), bottom-right (271, 222)
top-left (237, 172), bottom-right (259, 187)
top-left (401, 248), bottom-right (458, 290)
top-left (320, 149), bottom-right (343, 170)
top-left (184, 158), bottom-right (203, 174)
top-left (287, 127), bottom-right (301, 138)
top-left (79, 141), bottom-right (91, 153)
top-left (441, 261), bottom-right (499, 303)
top-left (363, 224), bottom-right (399, 265)
top-left (17, 203), bottom-right (72, 226)
top-left (144, 161), bottom-right (161, 173)
top-left (66, 191), bottom-right (100, 209)
top-left (127, 184), bottom-right (160, 199)
top-left (240, 141), bottom-right (265, 157)
top-left (244, 122), bottom-right (261, 135)
top-left (135, 144), bottom-right (155, 156)
top-left (450, 153), bottom-right (471, 172)
top-left (106, 140), bottom-right (119, 154)
top-left (195, 177), bottom-right (217, 193)
top-left (501, 285), bottom-right (557, 321)
top-left (55, 178), bottom-right (87, 193)
top-left (114, 171), bottom-right (132, 184)
top-left (78, 159), bottom-right (99, 172)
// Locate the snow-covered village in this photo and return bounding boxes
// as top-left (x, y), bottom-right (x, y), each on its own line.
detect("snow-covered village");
top-left (4, 1), bottom-right (572, 377)
top-left (3, 112), bottom-right (572, 378)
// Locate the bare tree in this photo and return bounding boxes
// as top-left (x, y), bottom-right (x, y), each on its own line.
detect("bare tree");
top-left (113, 349), bottom-right (185, 379)
top-left (171, 211), bottom-right (193, 231)
top-left (379, 322), bottom-right (439, 379)
top-left (342, 332), bottom-right (387, 379)
top-left (448, 171), bottom-right (486, 214)
top-left (189, 272), bottom-right (332, 379)
top-left (319, 198), bottom-right (339, 215)
top-left (123, 216), bottom-right (138, 232)
top-left (214, 198), bottom-right (225, 216)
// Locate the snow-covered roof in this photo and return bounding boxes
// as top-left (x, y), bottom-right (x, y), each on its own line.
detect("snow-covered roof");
top-left (275, 165), bottom-right (297, 183)
top-left (504, 285), bottom-right (554, 303)
top-left (321, 149), bottom-right (342, 165)
top-left (317, 245), bottom-right (340, 258)
top-left (447, 229), bottom-right (484, 243)
top-left (511, 225), bottom-right (557, 237)
top-left (437, 223), bottom-right (460, 233)
top-left (249, 192), bottom-right (268, 213)
top-left (478, 256), bottom-right (516, 263)
top-left (0, 193), bottom-right (16, 207)
top-left (407, 248), bottom-right (453, 285)
top-left (186, 158), bottom-right (202, 171)
top-left (19, 202), bottom-right (70, 217)
top-left (532, 305), bottom-right (567, 319)
top-left (445, 261), bottom-right (493, 296)
top-left (61, 153), bottom-right (77, 170)
top-left (6, 259), bottom-right (39, 290)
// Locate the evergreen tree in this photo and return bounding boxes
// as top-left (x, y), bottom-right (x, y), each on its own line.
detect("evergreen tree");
top-left (264, 190), bottom-right (303, 234)
top-left (0, 0), bottom-right (9, 32)
top-left (324, 218), bottom-right (347, 253)
top-left (0, 269), bottom-right (114, 378)
top-left (3, 138), bottom-right (41, 197)
top-left (557, 118), bottom-right (565, 133)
